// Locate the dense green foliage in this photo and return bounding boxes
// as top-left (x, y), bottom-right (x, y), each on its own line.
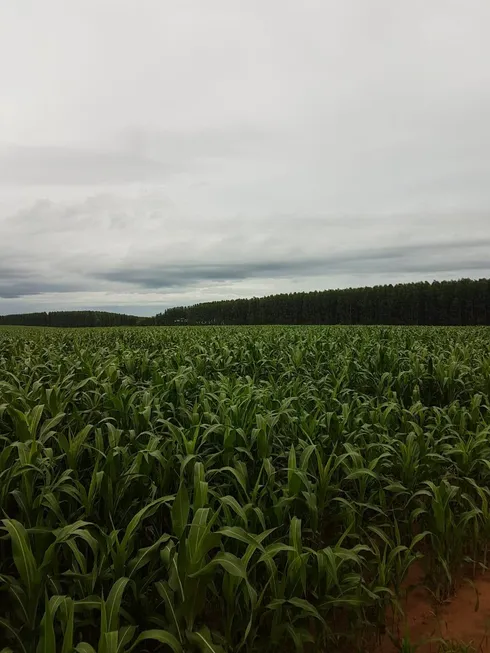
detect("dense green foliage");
top-left (0, 325), bottom-right (490, 652)
top-left (156, 278), bottom-right (490, 326)
top-left (2, 278), bottom-right (490, 328)
top-left (0, 311), bottom-right (147, 328)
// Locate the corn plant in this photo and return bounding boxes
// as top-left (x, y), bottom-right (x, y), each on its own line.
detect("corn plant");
top-left (0, 324), bottom-right (489, 651)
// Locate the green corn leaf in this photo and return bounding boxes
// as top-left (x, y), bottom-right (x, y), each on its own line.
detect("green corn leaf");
top-left (2, 519), bottom-right (40, 597)
top-left (75, 645), bottom-right (97, 653)
top-left (286, 624), bottom-right (315, 650)
top-left (410, 531), bottom-right (431, 549)
top-left (190, 551), bottom-right (247, 579)
top-left (367, 525), bottom-right (393, 547)
top-left (7, 406), bottom-right (30, 442)
top-left (266, 598), bottom-right (285, 610)
top-left (0, 618), bottom-right (28, 653)
top-left (61, 598), bottom-right (75, 653)
top-left (117, 625), bottom-right (136, 651)
top-left (128, 534), bottom-right (172, 578)
top-left (217, 526), bottom-right (265, 551)
top-left (194, 481), bottom-right (208, 510)
top-left (287, 445), bottom-right (302, 496)
top-left (194, 461), bottom-right (205, 484)
top-left (219, 496), bottom-right (248, 525)
top-left (129, 629), bottom-right (183, 653)
top-left (289, 516), bottom-right (302, 555)
top-left (103, 632), bottom-right (118, 653)
top-left (105, 578), bottom-right (130, 632)
top-left (155, 581), bottom-right (182, 643)
top-left (288, 597), bottom-right (326, 624)
top-left (74, 596), bottom-right (102, 612)
top-left (121, 496), bottom-right (174, 551)
top-left (28, 405), bottom-right (45, 439)
top-left (345, 468), bottom-right (378, 481)
top-left (218, 466), bottom-right (248, 496)
top-left (40, 412), bottom-right (66, 440)
top-left (187, 627), bottom-right (225, 653)
top-left (259, 543), bottom-right (295, 562)
top-left (187, 508), bottom-right (210, 563)
top-left (68, 425), bottom-right (93, 467)
top-left (4, 579), bottom-right (29, 625)
top-left (36, 594), bottom-right (56, 653)
top-left (99, 591), bottom-right (108, 649)
top-left (172, 483), bottom-right (189, 538)
top-left (48, 594), bottom-right (68, 616)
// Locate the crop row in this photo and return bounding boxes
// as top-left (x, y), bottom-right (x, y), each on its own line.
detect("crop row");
top-left (0, 326), bottom-right (489, 652)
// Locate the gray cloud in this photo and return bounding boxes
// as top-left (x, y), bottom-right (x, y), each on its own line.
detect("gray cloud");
top-left (1, 1), bottom-right (490, 313)
top-left (0, 126), bottom-right (270, 186)
top-left (0, 260), bottom-right (86, 299)
top-left (1, 191), bottom-right (488, 303)
top-left (91, 239), bottom-right (490, 290)
top-left (0, 145), bottom-right (171, 186)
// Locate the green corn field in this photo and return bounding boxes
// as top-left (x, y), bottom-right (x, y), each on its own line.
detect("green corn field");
top-left (1, 325), bottom-right (490, 652)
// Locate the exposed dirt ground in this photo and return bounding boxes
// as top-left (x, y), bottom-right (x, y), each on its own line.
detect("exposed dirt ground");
top-left (379, 564), bottom-right (490, 652)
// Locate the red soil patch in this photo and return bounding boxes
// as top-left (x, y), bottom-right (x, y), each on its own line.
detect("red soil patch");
top-left (379, 564), bottom-right (490, 652)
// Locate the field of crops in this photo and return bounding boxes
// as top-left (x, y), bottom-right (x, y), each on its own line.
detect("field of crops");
top-left (1, 325), bottom-right (490, 653)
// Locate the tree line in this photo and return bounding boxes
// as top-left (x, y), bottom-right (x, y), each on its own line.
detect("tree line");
top-left (156, 278), bottom-right (490, 326)
top-left (0, 310), bottom-right (148, 327)
top-left (1, 278), bottom-right (489, 327)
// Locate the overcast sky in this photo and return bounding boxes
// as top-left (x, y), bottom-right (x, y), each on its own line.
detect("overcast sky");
top-left (1, 0), bottom-right (489, 316)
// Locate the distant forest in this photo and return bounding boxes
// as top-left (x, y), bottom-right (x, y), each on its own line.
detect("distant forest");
top-left (0, 310), bottom-right (144, 327)
top-left (1, 278), bottom-right (489, 327)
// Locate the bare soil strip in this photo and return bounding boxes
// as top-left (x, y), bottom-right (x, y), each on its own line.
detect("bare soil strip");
top-left (379, 565), bottom-right (490, 652)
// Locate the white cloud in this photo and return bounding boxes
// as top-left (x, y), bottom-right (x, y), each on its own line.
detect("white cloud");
top-left (1, 0), bottom-right (490, 314)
